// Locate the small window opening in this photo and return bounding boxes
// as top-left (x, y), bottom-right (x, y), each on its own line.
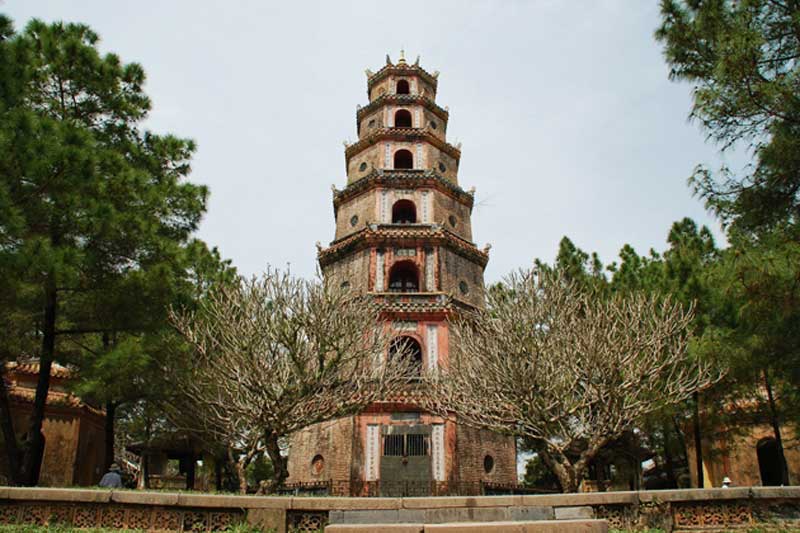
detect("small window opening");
top-left (388, 262), bottom-right (419, 293)
top-left (382, 434), bottom-right (430, 457)
top-left (396, 79), bottom-right (410, 94)
top-left (394, 149), bottom-right (413, 169)
top-left (394, 109), bottom-right (412, 128)
top-left (392, 199), bottom-right (416, 223)
top-left (389, 335), bottom-right (423, 375)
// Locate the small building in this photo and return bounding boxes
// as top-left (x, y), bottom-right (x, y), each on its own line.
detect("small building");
top-left (126, 434), bottom-right (222, 491)
top-left (687, 423), bottom-right (800, 488)
top-left (0, 361), bottom-right (106, 486)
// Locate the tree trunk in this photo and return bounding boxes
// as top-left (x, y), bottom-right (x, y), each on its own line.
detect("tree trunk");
top-left (20, 277), bottom-right (57, 486)
top-left (0, 367), bottom-right (22, 485)
top-left (692, 391), bottom-right (704, 488)
top-left (264, 432), bottom-right (288, 494)
top-left (214, 457), bottom-right (223, 491)
top-left (228, 447), bottom-right (248, 494)
top-left (763, 368), bottom-right (790, 485)
top-left (537, 446), bottom-right (579, 493)
top-left (104, 401), bottom-right (117, 471)
top-left (662, 422), bottom-right (678, 488)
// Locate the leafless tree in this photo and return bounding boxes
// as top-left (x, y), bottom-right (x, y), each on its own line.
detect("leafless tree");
top-left (167, 269), bottom-right (411, 493)
top-left (427, 269), bottom-right (721, 493)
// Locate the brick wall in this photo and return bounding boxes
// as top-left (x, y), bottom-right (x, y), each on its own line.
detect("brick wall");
top-left (286, 417), bottom-right (356, 484)
top-left (439, 247), bottom-right (485, 308)
top-left (454, 423), bottom-right (517, 485)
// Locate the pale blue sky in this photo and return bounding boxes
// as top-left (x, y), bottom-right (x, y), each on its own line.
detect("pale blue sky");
top-left (5, 1), bottom-right (743, 282)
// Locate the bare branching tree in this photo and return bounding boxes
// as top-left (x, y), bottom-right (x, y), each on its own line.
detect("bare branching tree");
top-left (167, 269), bottom-right (411, 493)
top-left (428, 269), bottom-right (721, 493)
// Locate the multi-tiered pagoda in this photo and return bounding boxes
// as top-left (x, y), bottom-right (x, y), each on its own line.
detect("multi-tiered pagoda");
top-left (286, 52), bottom-right (517, 496)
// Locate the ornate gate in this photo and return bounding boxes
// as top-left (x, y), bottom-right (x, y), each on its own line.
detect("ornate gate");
top-left (379, 424), bottom-right (432, 496)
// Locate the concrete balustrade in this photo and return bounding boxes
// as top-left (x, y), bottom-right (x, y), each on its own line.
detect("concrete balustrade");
top-left (0, 486), bottom-right (798, 532)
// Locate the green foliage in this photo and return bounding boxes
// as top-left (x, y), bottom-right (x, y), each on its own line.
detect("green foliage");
top-left (0, 15), bottom-right (234, 483)
top-left (246, 454), bottom-right (275, 490)
top-left (521, 453), bottom-right (560, 491)
top-left (656, 0), bottom-right (800, 231)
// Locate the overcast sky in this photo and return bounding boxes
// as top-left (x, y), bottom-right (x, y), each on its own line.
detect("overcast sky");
top-left (6, 1), bottom-right (744, 282)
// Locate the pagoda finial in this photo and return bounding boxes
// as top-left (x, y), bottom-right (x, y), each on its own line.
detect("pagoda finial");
top-left (414, 55), bottom-right (420, 66)
top-left (385, 54), bottom-right (392, 65)
top-left (398, 49), bottom-right (406, 65)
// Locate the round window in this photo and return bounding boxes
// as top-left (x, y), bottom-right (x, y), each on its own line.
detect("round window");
top-left (459, 281), bottom-right (469, 295)
top-left (311, 454), bottom-right (325, 475)
top-left (359, 162), bottom-right (368, 172)
top-left (483, 455), bottom-right (494, 474)
top-left (350, 215), bottom-right (359, 227)
top-left (438, 162), bottom-right (447, 173)
top-left (448, 215), bottom-right (457, 228)
top-left (430, 121), bottom-right (438, 130)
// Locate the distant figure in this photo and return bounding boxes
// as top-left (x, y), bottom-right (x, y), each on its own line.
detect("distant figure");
top-left (98, 463), bottom-right (123, 488)
top-left (722, 476), bottom-right (732, 488)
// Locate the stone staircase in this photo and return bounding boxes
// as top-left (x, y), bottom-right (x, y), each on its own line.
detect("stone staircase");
top-left (324, 505), bottom-right (608, 532)
top-left (326, 519), bottom-right (608, 532)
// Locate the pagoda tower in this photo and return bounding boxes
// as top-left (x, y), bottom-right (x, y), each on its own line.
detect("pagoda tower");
top-left (286, 52), bottom-right (517, 496)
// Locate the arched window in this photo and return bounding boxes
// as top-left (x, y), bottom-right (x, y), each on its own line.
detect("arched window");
top-left (389, 336), bottom-right (422, 375)
top-left (388, 261), bottom-right (419, 292)
top-left (392, 200), bottom-right (416, 223)
top-left (394, 109), bottom-right (412, 128)
top-left (757, 438), bottom-right (784, 486)
top-left (396, 79), bottom-right (410, 95)
top-left (394, 149), bottom-right (413, 169)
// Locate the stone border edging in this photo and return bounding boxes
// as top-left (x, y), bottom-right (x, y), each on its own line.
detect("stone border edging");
top-left (2, 486), bottom-right (798, 510)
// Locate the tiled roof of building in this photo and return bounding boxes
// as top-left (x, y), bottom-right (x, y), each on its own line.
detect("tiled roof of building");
top-left (357, 94), bottom-right (448, 123)
top-left (345, 128), bottom-right (461, 162)
top-left (334, 169), bottom-right (473, 209)
top-left (367, 61), bottom-right (439, 90)
top-left (318, 224), bottom-right (489, 268)
top-left (4, 360), bottom-right (104, 417)
top-left (6, 360), bottom-right (75, 379)
top-left (6, 382), bottom-right (105, 417)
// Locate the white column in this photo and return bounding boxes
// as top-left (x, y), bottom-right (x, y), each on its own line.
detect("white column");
top-left (375, 249), bottom-right (385, 291)
top-left (366, 425), bottom-right (380, 481)
top-left (415, 109), bottom-right (421, 129)
top-left (421, 191), bottom-right (429, 223)
top-left (426, 324), bottom-right (438, 370)
top-left (380, 190), bottom-right (389, 223)
top-left (388, 106), bottom-right (394, 127)
top-left (425, 248), bottom-right (435, 291)
top-left (415, 143), bottom-right (423, 170)
top-left (384, 143), bottom-right (391, 168)
top-left (432, 424), bottom-right (445, 481)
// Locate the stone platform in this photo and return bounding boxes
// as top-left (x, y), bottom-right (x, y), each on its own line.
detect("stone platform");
top-left (326, 519), bottom-right (609, 532)
top-left (1, 486), bottom-right (799, 531)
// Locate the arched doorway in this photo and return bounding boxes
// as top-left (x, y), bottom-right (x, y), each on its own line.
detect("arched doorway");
top-left (757, 437), bottom-right (783, 486)
top-left (388, 261), bottom-right (419, 292)
top-left (396, 79), bottom-right (410, 94)
top-left (394, 109), bottom-right (412, 128)
top-left (393, 149), bottom-right (413, 169)
top-left (392, 200), bottom-right (416, 223)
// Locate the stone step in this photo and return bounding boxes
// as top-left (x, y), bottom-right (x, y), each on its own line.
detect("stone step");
top-left (329, 505), bottom-right (556, 525)
top-left (326, 519), bottom-right (609, 532)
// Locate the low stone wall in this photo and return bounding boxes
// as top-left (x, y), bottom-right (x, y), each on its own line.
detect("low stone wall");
top-left (0, 486), bottom-right (798, 532)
